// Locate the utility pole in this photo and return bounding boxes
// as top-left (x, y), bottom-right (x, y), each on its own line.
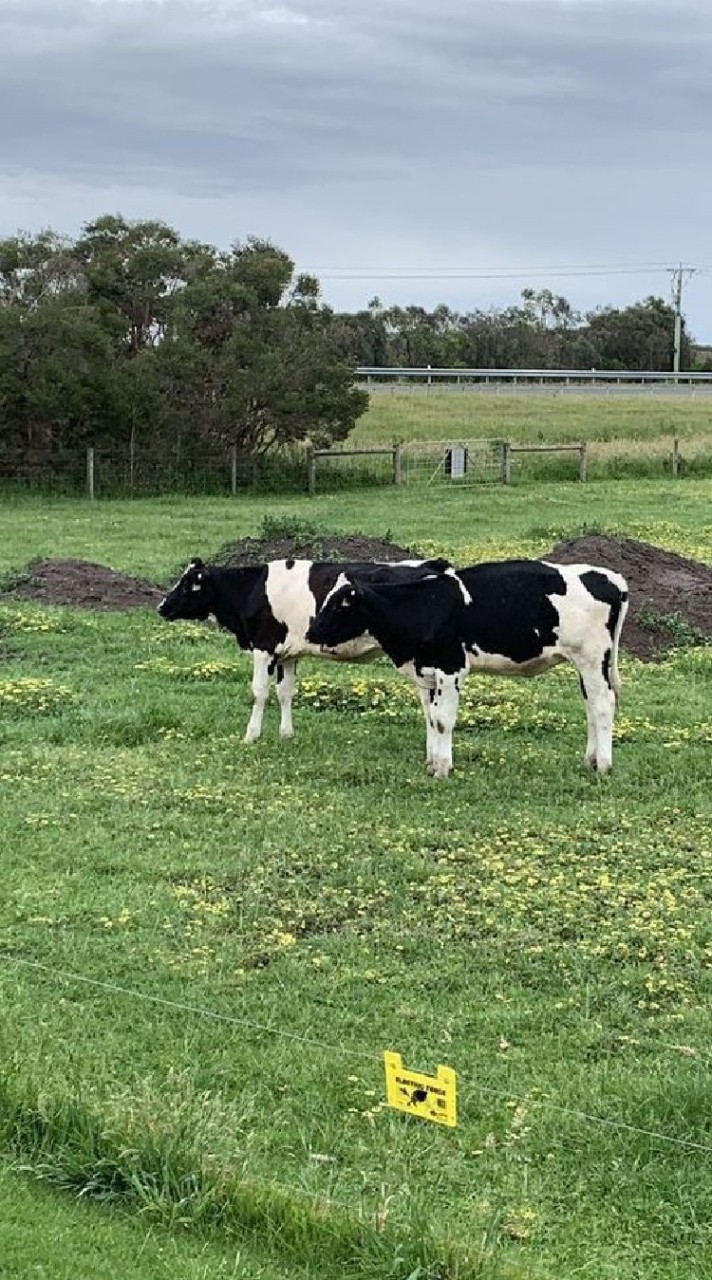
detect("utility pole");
top-left (670, 264), bottom-right (696, 377)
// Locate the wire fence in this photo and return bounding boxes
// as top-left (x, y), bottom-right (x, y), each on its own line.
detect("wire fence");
top-left (4, 948), bottom-right (712, 1159)
top-left (0, 435), bottom-right (708, 498)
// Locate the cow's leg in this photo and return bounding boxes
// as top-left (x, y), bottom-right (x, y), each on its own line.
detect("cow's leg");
top-left (244, 650), bottom-right (272, 744)
top-left (275, 660), bottom-right (297, 739)
top-left (428, 671), bottom-right (463, 780)
top-left (415, 679), bottom-right (437, 773)
top-left (578, 673), bottom-right (598, 768)
top-left (578, 658), bottom-right (616, 774)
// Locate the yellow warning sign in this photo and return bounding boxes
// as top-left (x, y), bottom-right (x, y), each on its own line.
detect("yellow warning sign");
top-left (383, 1051), bottom-right (457, 1127)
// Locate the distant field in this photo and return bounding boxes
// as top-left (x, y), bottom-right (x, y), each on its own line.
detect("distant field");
top-left (2, 486), bottom-right (712, 1278)
top-left (351, 389), bottom-right (712, 447)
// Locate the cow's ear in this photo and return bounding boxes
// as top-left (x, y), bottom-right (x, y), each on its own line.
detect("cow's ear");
top-left (191, 556), bottom-right (204, 570)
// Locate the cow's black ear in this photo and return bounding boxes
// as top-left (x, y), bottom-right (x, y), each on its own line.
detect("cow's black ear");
top-left (191, 556), bottom-right (204, 570)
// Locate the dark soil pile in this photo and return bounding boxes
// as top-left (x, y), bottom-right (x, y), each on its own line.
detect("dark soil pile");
top-left (4, 533), bottom-right (421, 612)
top-left (5, 559), bottom-right (165, 611)
top-left (210, 531), bottom-right (419, 567)
top-left (547, 534), bottom-right (712, 660)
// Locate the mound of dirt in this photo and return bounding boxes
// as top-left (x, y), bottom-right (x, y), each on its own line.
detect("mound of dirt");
top-left (210, 531), bottom-right (419, 567)
top-left (5, 559), bottom-right (164, 611)
top-left (4, 534), bottom-right (421, 612)
top-left (547, 534), bottom-right (712, 660)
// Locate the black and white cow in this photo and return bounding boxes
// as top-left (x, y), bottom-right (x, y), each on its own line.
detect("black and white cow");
top-left (157, 556), bottom-right (449, 743)
top-left (306, 559), bottom-right (629, 778)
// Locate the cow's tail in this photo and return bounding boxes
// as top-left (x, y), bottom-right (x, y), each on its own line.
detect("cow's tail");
top-left (610, 583), bottom-right (629, 708)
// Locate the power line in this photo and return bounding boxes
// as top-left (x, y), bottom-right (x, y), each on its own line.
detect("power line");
top-left (301, 263), bottom-right (682, 281)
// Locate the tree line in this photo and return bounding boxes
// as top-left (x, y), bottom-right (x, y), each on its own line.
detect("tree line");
top-left (0, 216), bottom-right (701, 463)
top-left (331, 289), bottom-right (698, 373)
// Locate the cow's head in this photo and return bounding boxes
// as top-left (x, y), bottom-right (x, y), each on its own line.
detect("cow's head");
top-left (307, 582), bottom-right (369, 649)
top-left (158, 558), bottom-right (215, 622)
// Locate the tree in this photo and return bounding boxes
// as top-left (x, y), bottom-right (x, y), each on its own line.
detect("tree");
top-left (584, 297), bottom-right (690, 371)
top-left (0, 222), bottom-right (367, 463)
top-left (0, 297), bottom-right (130, 451)
top-left (156, 238), bottom-right (367, 455)
top-left (73, 214), bottom-right (213, 356)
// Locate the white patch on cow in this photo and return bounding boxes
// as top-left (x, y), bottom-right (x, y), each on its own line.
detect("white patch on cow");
top-left (264, 561), bottom-right (382, 663)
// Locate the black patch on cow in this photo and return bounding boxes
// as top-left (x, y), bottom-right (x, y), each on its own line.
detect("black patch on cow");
top-left (457, 561), bottom-right (567, 665)
top-left (309, 575), bottom-right (467, 674)
top-left (579, 675), bottom-right (587, 700)
top-left (285, 558), bottom-right (295, 570)
top-left (602, 647), bottom-right (612, 689)
top-left (276, 663), bottom-right (285, 683)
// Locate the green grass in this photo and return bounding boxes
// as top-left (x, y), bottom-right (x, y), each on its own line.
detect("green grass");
top-left (0, 1160), bottom-right (303, 1279)
top-left (1, 486), bottom-right (712, 1277)
top-left (2, 481), bottom-right (712, 579)
top-left (352, 389), bottom-right (712, 446)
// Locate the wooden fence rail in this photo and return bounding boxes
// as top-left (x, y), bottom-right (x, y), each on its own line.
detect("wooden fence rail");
top-left (307, 445), bottom-right (402, 496)
top-left (501, 441), bottom-right (587, 484)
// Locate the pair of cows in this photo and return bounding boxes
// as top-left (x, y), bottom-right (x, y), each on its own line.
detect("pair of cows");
top-left (158, 553), bottom-right (629, 778)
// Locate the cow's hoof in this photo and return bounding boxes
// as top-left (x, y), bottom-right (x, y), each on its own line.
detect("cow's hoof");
top-left (431, 765), bottom-right (451, 780)
top-left (279, 728), bottom-right (294, 740)
top-left (244, 731), bottom-right (260, 745)
top-left (584, 755), bottom-right (612, 775)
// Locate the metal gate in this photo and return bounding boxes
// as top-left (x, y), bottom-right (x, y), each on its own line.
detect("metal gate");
top-left (399, 439), bottom-right (504, 487)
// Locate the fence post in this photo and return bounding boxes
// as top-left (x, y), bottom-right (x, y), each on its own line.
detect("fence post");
top-left (672, 436), bottom-right (680, 478)
top-left (393, 443), bottom-right (403, 486)
top-left (87, 446), bottom-right (95, 500)
top-left (579, 441), bottom-right (588, 482)
top-left (230, 445), bottom-right (237, 496)
top-left (500, 441), bottom-right (511, 485)
top-left (307, 446), bottom-right (316, 497)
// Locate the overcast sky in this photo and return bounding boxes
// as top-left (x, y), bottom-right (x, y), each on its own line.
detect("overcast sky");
top-left (1, 0), bottom-right (711, 344)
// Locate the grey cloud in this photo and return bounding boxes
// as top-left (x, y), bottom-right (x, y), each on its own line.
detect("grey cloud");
top-left (1, 0), bottom-right (711, 336)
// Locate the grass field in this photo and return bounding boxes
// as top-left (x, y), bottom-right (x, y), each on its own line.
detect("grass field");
top-left (351, 389), bottom-right (712, 447)
top-left (340, 389), bottom-right (712, 487)
top-left (2, 481), bottom-right (712, 1278)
